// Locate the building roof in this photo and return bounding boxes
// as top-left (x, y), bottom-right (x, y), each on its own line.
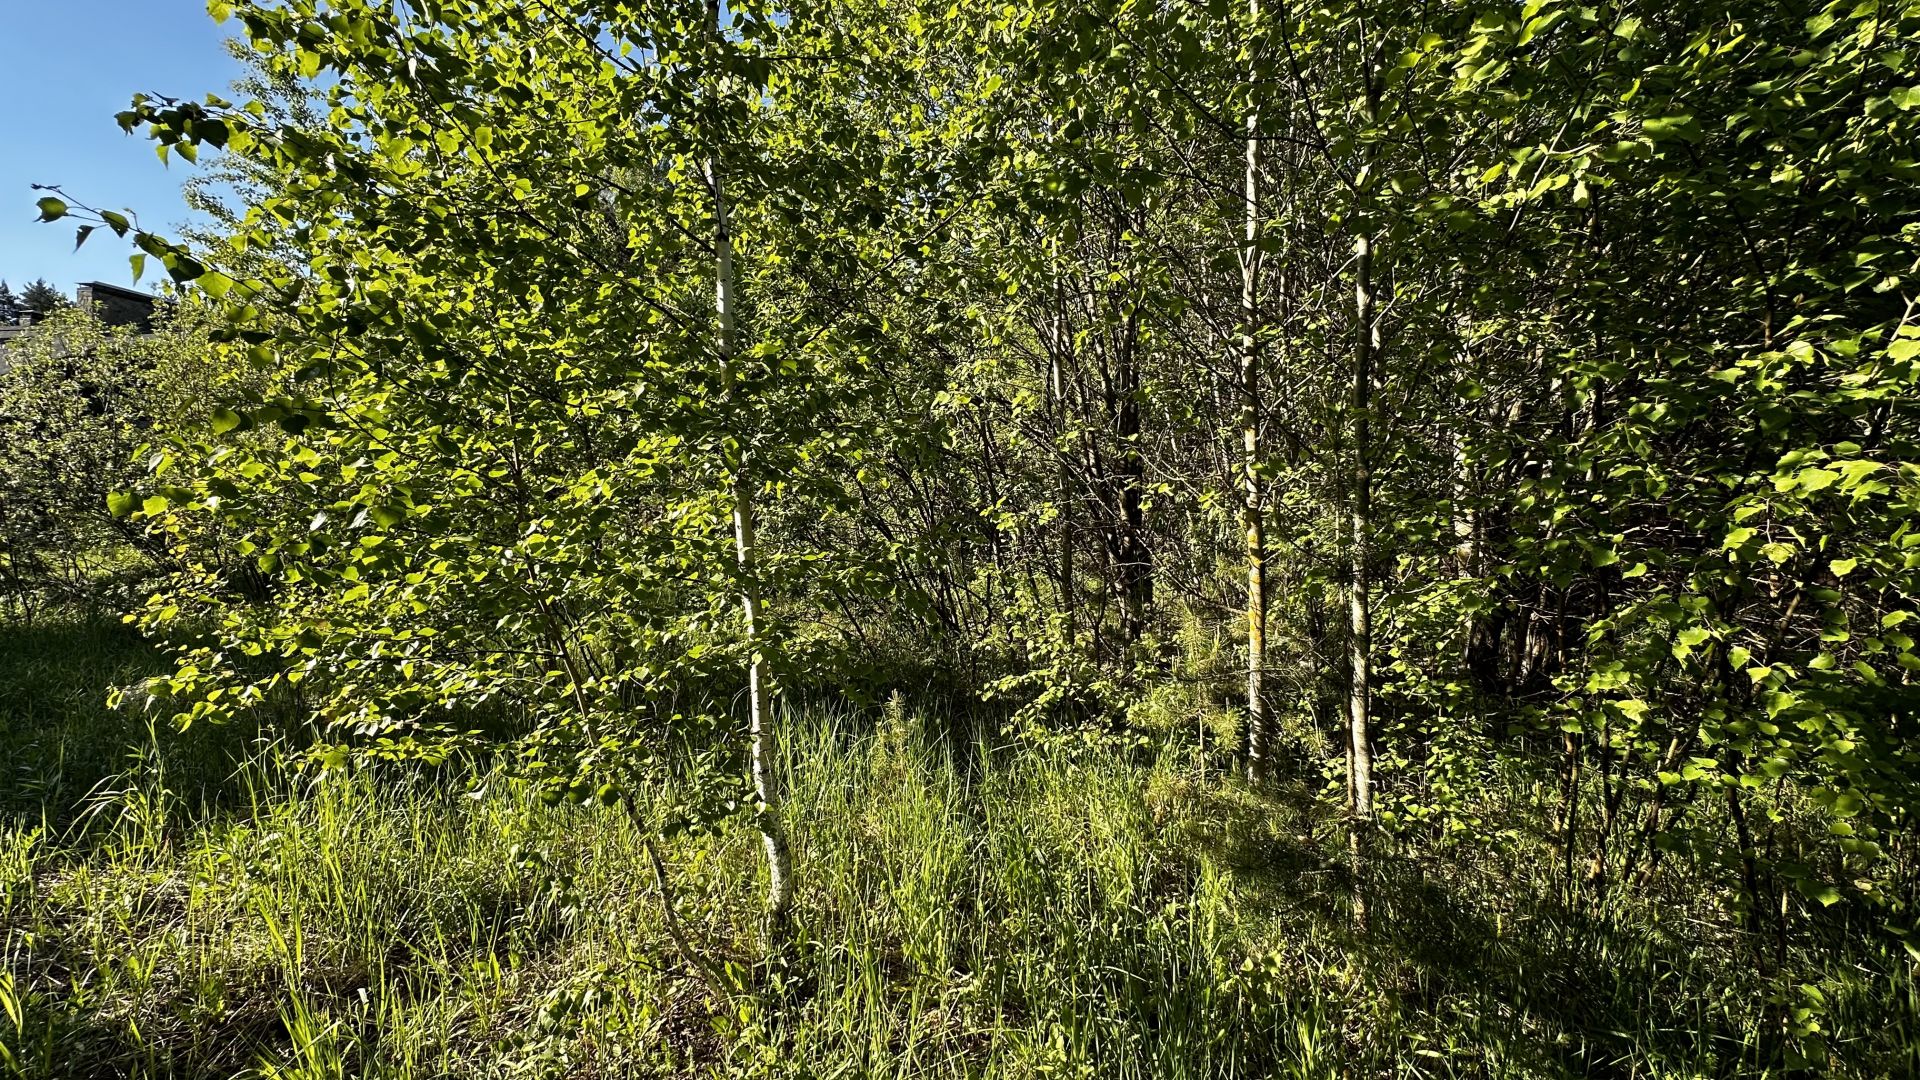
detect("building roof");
top-left (77, 280), bottom-right (159, 305)
top-left (0, 282), bottom-right (161, 367)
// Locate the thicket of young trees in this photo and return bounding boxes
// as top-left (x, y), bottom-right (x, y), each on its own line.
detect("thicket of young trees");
top-left (0, 307), bottom-right (217, 622)
top-left (31, 0), bottom-right (1920, 1036)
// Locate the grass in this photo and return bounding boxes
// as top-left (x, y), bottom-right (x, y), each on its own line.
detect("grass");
top-left (2, 614), bottom-right (1917, 1077)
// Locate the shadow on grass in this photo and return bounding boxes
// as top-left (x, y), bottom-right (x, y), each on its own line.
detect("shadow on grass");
top-left (0, 616), bottom-right (227, 825)
top-left (1192, 779), bottom-right (1836, 1078)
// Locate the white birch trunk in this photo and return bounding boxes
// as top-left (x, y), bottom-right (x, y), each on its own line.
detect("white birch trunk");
top-left (707, 0), bottom-right (793, 933)
top-left (1348, 231), bottom-right (1377, 930)
top-left (1240, 0), bottom-right (1271, 783)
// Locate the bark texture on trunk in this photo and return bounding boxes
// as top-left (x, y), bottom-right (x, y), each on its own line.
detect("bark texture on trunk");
top-left (1240, 10), bottom-right (1270, 783)
top-left (1348, 230), bottom-right (1377, 930)
top-left (706, 11), bottom-right (793, 932)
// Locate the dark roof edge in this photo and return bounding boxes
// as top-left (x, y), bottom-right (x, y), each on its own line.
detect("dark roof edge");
top-left (78, 280), bottom-right (159, 303)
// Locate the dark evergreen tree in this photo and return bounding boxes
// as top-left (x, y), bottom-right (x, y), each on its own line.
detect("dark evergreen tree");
top-left (18, 279), bottom-right (66, 317)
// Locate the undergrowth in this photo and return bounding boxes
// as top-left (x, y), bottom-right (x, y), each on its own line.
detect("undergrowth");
top-left (1, 618), bottom-right (1915, 1077)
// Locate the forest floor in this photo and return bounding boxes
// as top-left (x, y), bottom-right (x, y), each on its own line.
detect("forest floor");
top-left (1, 615), bottom-right (1915, 1078)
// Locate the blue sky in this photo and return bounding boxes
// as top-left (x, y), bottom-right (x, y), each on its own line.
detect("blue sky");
top-left (0, 0), bottom-right (244, 298)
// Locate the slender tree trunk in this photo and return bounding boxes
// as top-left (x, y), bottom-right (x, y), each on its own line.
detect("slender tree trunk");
top-left (1115, 318), bottom-right (1150, 646)
top-left (1560, 730), bottom-right (1583, 904)
top-left (1450, 422), bottom-right (1476, 578)
top-left (1348, 231), bottom-right (1377, 930)
top-left (1050, 346), bottom-right (1076, 641)
top-left (1240, 8), bottom-right (1271, 783)
top-left (706, 18), bottom-right (794, 934)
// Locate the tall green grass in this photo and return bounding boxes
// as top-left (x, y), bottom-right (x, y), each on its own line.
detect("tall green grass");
top-left (2, 618), bottom-right (1916, 1077)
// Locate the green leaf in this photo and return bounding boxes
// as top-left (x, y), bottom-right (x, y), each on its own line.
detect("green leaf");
top-left (1641, 115), bottom-right (1701, 143)
top-left (211, 407), bottom-right (244, 434)
top-left (1797, 467), bottom-right (1839, 492)
top-left (106, 491), bottom-right (138, 518)
top-left (141, 495), bottom-right (169, 517)
top-left (1798, 880), bottom-right (1841, 907)
top-left (163, 252), bottom-right (207, 283)
top-left (35, 196), bottom-right (68, 222)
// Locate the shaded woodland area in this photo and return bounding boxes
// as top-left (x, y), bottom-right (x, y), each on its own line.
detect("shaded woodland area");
top-left (3, 0), bottom-right (1919, 1075)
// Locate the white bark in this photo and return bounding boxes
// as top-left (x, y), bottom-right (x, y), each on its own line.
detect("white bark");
top-left (707, 0), bottom-right (793, 933)
top-left (1348, 231), bottom-right (1377, 931)
top-left (1240, 0), bottom-right (1271, 784)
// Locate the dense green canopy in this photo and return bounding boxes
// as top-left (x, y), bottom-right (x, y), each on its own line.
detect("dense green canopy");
top-left (15, 0), bottom-right (1920, 1068)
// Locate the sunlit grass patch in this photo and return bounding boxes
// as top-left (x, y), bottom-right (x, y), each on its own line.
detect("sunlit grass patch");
top-left (2, 620), bottom-right (1916, 1077)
